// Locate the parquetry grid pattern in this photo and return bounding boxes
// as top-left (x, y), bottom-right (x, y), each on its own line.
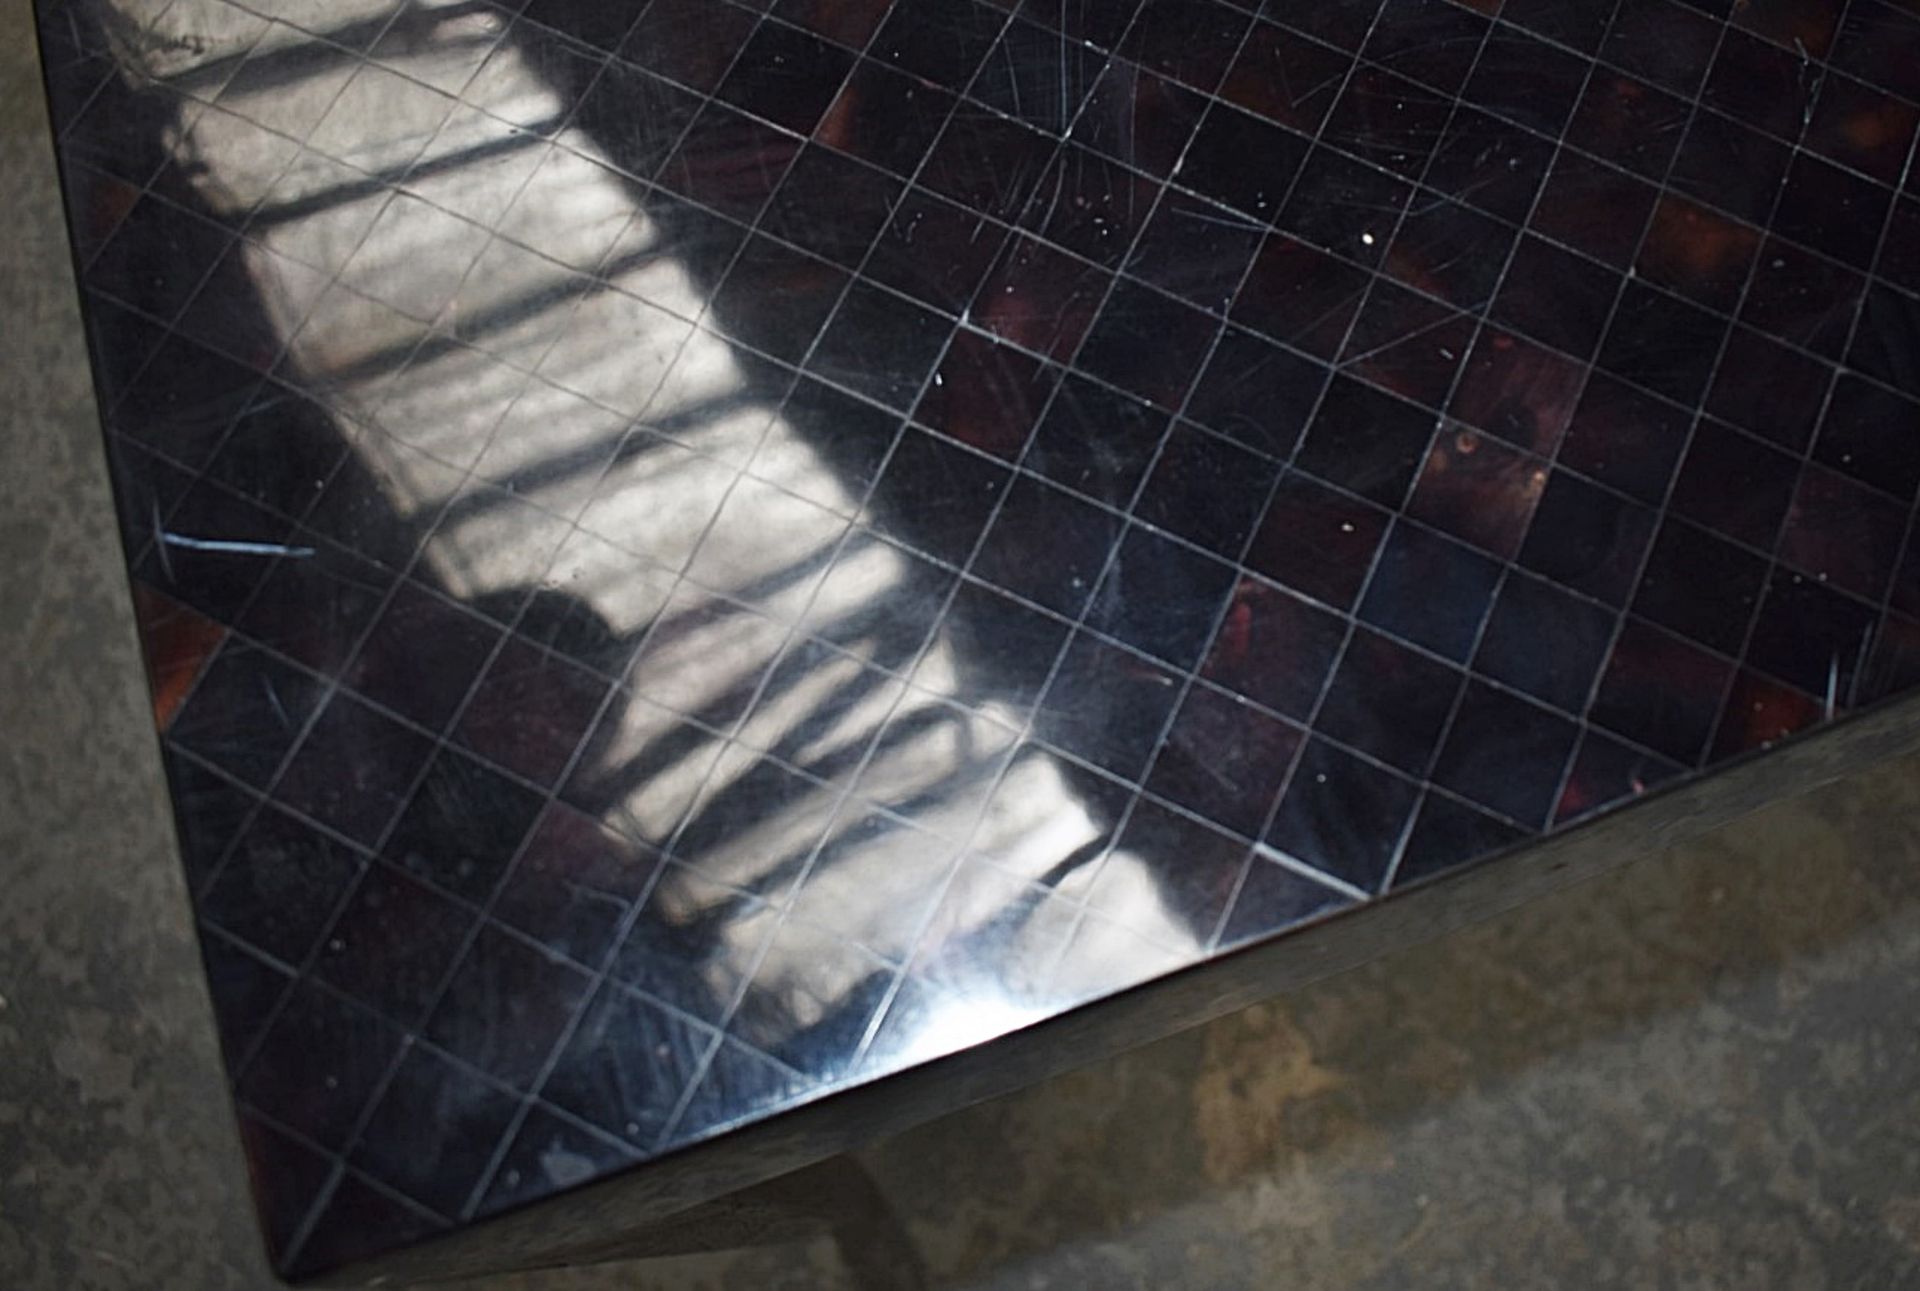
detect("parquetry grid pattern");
top-left (36, 0), bottom-right (1920, 1274)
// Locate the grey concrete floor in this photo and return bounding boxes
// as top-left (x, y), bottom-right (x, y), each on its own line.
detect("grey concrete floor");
top-left (7, 3), bottom-right (1920, 1287)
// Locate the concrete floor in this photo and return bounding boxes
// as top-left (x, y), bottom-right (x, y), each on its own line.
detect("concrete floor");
top-left (6, 2), bottom-right (1920, 1286)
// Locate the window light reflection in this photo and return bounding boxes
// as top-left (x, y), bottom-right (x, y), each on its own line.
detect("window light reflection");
top-left (112, 0), bottom-right (1215, 1096)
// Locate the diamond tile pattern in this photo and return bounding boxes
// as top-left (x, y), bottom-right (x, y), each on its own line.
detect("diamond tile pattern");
top-left (35, 0), bottom-right (1920, 1275)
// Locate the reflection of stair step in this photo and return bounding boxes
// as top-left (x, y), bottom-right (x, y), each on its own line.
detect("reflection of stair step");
top-left (251, 123), bottom-right (548, 229)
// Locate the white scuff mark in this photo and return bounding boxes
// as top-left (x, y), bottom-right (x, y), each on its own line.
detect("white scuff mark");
top-left (541, 1145), bottom-right (597, 1187)
top-left (150, 499), bottom-right (174, 581)
top-left (160, 533), bottom-right (315, 558)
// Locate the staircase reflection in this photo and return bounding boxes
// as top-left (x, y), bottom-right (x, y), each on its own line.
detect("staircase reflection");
top-left (93, 0), bottom-right (1242, 1150)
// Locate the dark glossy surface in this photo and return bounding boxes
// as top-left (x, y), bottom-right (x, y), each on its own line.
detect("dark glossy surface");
top-left (35, 0), bottom-right (1920, 1275)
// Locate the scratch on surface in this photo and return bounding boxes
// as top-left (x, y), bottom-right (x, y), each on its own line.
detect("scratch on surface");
top-left (160, 533), bottom-right (316, 558)
top-left (1174, 203), bottom-right (1265, 234)
top-left (262, 674), bottom-right (290, 728)
top-left (1844, 625), bottom-right (1877, 710)
top-left (1795, 38), bottom-right (1824, 128)
top-left (150, 498), bottom-right (174, 581)
top-left (1340, 309), bottom-right (1467, 368)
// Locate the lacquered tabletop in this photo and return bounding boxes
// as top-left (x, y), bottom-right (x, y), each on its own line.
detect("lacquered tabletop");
top-left (33, 0), bottom-right (1920, 1275)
